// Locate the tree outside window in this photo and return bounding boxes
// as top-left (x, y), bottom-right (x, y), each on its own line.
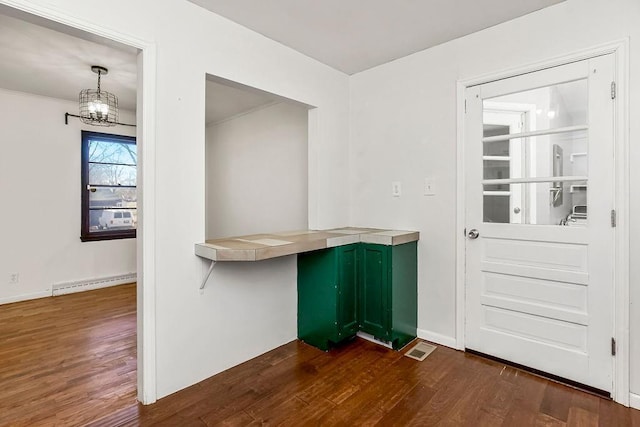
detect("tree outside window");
top-left (81, 131), bottom-right (137, 242)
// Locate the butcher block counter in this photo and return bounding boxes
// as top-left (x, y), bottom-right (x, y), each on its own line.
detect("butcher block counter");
top-left (194, 227), bottom-right (419, 261)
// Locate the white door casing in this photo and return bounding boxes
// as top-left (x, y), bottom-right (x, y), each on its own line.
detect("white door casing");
top-left (0, 0), bottom-right (160, 404)
top-left (464, 55), bottom-right (615, 393)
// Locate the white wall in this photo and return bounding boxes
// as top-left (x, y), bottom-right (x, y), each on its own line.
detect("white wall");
top-left (0, 0), bottom-right (351, 399)
top-left (349, 0), bottom-right (640, 396)
top-left (205, 101), bottom-right (308, 239)
top-left (0, 88), bottom-right (136, 304)
top-left (13, 0), bottom-right (637, 405)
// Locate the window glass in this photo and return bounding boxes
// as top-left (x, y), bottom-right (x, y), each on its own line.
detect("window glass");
top-left (483, 181), bottom-right (587, 225)
top-left (81, 131), bottom-right (137, 241)
top-left (482, 79), bottom-right (588, 226)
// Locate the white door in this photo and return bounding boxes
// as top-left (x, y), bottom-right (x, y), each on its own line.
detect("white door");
top-left (464, 55), bottom-right (616, 393)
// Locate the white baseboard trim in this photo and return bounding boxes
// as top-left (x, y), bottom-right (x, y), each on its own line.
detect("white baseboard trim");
top-left (0, 290), bottom-right (52, 305)
top-left (52, 273), bottom-right (136, 296)
top-left (630, 393), bottom-right (640, 410)
top-left (417, 328), bottom-right (457, 349)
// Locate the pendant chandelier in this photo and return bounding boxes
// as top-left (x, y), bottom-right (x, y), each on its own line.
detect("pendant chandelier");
top-left (79, 65), bottom-right (119, 127)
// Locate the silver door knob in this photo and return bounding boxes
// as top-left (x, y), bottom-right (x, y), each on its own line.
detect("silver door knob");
top-left (467, 229), bottom-right (480, 239)
top-left (513, 207), bottom-right (521, 214)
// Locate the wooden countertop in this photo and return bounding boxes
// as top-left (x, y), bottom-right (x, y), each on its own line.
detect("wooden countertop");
top-left (195, 227), bottom-right (419, 261)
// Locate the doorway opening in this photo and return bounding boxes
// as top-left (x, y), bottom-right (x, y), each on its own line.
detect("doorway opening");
top-left (0, 3), bottom-right (154, 420)
top-left (204, 74), bottom-right (312, 240)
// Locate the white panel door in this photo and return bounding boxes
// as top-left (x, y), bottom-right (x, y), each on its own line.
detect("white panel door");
top-left (464, 55), bottom-right (615, 393)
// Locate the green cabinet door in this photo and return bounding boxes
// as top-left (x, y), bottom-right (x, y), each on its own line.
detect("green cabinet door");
top-left (389, 241), bottom-right (418, 349)
top-left (358, 243), bottom-right (390, 339)
top-left (359, 241), bottom-right (417, 349)
top-left (297, 244), bottom-right (359, 351)
top-left (337, 244), bottom-right (358, 338)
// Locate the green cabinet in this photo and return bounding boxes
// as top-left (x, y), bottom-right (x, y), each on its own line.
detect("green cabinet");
top-left (359, 243), bottom-right (389, 339)
top-left (298, 244), bottom-right (359, 351)
top-left (297, 241), bottom-right (417, 351)
top-left (359, 242), bottom-right (418, 350)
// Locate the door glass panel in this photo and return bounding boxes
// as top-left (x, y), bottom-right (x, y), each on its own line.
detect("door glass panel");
top-left (526, 130), bottom-right (588, 178)
top-left (483, 181), bottom-right (587, 225)
top-left (483, 138), bottom-right (524, 181)
top-left (483, 78), bottom-right (588, 135)
top-left (483, 130), bottom-right (588, 182)
top-left (482, 78), bottom-right (589, 226)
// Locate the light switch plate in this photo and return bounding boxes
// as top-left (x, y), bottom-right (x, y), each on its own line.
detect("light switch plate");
top-left (424, 178), bottom-right (436, 196)
top-left (392, 181), bottom-right (402, 197)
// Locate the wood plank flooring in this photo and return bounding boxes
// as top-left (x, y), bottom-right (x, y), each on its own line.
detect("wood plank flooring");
top-left (0, 284), bottom-right (137, 427)
top-left (2, 283), bottom-right (639, 426)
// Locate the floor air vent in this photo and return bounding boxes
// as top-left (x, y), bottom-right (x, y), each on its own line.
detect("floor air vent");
top-left (404, 341), bottom-right (437, 361)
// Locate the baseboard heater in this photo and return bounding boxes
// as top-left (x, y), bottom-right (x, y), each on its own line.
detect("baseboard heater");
top-left (52, 273), bottom-right (136, 296)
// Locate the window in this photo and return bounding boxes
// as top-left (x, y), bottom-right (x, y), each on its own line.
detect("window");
top-left (81, 131), bottom-right (137, 241)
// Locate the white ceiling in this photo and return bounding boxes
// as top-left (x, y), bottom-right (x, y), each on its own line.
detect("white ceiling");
top-left (0, 1), bottom-right (565, 123)
top-left (0, 10), bottom-right (138, 111)
top-left (188, 0), bottom-right (565, 75)
top-left (0, 8), bottom-right (281, 124)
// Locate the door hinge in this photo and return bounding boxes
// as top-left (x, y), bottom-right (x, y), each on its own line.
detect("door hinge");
top-left (611, 337), bottom-right (616, 356)
top-left (611, 209), bottom-right (616, 227)
top-left (611, 81), bottom-right (616, 100)
top-left (464, 99), bottom-right (467, 114)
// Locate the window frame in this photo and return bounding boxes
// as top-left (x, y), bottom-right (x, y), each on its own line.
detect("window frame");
top-left (80, 130), bottom-right (137, 242)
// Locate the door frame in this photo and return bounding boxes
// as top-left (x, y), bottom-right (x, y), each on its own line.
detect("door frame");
top-left (0, 0), bottom-right (159, 404)
top-left (455, 40), bottom-right (630, 405)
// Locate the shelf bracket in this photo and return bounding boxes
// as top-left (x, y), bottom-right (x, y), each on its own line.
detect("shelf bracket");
top-left (200, 260), bottom-right (217, 290)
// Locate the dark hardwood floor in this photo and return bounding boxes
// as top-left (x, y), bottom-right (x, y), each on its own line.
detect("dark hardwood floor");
top-left (1, 283), bottom-right (639, 426)
top-left (0, 284), bottom-right (137, 427)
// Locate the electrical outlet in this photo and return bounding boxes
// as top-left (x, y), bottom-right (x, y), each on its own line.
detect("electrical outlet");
top-left (392, 181), bottom-right (402, 197)
top-left (8, 273), bottom-right (19, 284)
top-left (424, 178), bottom-right (436, 196)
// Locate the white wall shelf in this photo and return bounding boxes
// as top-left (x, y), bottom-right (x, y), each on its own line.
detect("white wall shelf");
top-left (483, 156), bottom-right (511, 161)
top-left (570, 152), bottom-right (588, 163)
